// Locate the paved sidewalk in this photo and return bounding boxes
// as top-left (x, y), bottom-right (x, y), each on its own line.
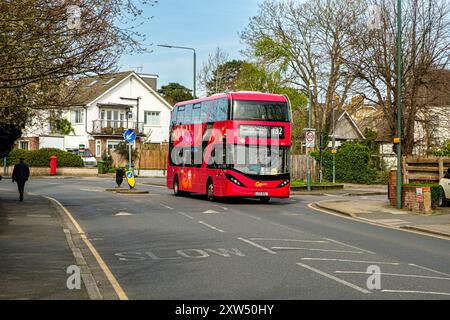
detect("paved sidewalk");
top-left (0, 190), bottom-right (89, 299)
top-left (316, 198), bottom-right (450, 238)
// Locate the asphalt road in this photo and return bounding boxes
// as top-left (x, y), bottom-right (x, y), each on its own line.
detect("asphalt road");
top-left (6, 177), bottom-right (450, 300)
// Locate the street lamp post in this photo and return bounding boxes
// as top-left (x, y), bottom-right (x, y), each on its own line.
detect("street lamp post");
top-left (158, 44), bottom-right (197, 98)
top-left (396, 0), bottom-right (403, 209)
top-left (307, 89), bottom-right (313, 192)
top-left (332, 105), bottom-right (336, 184)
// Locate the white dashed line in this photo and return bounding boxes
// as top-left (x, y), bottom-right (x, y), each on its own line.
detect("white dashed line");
top-left (408, 264), bottom-right (450, 277)
top-left (250, 238), bottom-right (329, 243)
top-left (160, 204), bottom-right (174, 210)
top-left (177, 211), bottom-right (194, 219)
top-left (296, 262), bottom-right (371, 294)
top-left (324, 238), bottom-right (375, 255)
top-left (198, 221), bottom-right (225, 233)
top-left (301, 258), bottom-right (400, 265)
top-left (237, 237), bottom-right (277, 254)
top-left (271, 247), bottom-right (364, 254)
top-left (381, 289), bottom-right (450, 296)
top-left (335, 271), bottom-right (450, 281)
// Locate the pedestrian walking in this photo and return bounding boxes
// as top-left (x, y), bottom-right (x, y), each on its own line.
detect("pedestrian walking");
top-left (12, 158), bottom-right (30, 201)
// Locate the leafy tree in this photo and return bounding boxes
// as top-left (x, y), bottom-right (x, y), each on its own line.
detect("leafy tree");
top-left (432, 140), bottom-right (450, 157)
top-left (158, 83), bottom-right (193, 105)
top-left (50, 119), bottom-right (75, 135)
top-left (0, 0), bottom-right (157, 158)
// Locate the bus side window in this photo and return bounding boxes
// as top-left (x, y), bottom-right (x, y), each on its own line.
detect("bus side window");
top-left (217, 98), bottom-right (229, 121)
top-left (171, 107), bottom-right (178, 125)
top-left (177, 106), bottom-right (185, 125)
top-left (184, 104), bottom-right (193, 124)
top-left (192, 103), bottom-right (201, 123)
top-left (200, 101), bottom-right (209, 123)
top-left (207, 100), bottom-right (217, 122)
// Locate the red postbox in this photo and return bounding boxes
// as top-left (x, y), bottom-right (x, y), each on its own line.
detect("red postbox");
top-left (50, 155), bottom-right (57, 175)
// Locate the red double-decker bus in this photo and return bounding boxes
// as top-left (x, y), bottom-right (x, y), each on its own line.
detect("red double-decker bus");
top-left (167, 92), bottom-right (291, 203)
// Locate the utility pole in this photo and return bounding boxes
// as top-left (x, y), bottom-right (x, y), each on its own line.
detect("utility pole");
top-left (396, 0), bottom-right (403, 209)
top-left (306, 89), bottom-right (313, 192)
top-left (332, 106), bottom-right (336, 184)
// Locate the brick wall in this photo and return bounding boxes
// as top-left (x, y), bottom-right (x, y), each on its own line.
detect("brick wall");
top-left (389, 170), bottom-right (432, 213)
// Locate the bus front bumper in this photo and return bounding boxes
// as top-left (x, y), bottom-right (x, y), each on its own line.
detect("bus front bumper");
top-left (224, 182), bottom-right (290, 198)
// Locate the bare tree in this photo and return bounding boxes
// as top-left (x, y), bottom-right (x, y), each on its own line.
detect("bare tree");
top-left (198, 47), bottom-right (230, 95)
top-left (346, 0), bottom-right (450, 155)
top-left (241, 0), bottom-right (365, 134)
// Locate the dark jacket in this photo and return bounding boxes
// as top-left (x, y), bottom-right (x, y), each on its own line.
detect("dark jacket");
top-left (12, 163), bottom-right (30, 181)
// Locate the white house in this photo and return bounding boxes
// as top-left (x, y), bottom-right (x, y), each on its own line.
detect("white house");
top-left (18, 71), bottom-right (173, 159)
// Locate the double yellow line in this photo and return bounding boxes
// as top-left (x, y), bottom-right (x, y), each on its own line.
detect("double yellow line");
top-left (46, 196), bottom-right (129, 300)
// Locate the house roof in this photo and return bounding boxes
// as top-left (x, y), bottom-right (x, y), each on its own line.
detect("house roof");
top-left (70, 71), bottom-right (134, 106)
top-left (67, 71), bottom-right (172, 110)
top-left (334, 111), bottom-right (366, 140)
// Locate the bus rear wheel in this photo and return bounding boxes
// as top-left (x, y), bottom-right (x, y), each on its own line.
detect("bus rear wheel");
top-left (207, 180), bottom-right (215, 201)
top-left (260, 197), bottom-right (270, 204)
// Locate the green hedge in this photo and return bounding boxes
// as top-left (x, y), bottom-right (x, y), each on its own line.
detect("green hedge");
top-left (7, 148), bottom-right (84, 167)
top-left (311, 142), bottom-right (379, 184)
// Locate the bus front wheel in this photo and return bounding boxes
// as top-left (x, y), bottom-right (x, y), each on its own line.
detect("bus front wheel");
top-left (173, 176), bottom-right (182, 196)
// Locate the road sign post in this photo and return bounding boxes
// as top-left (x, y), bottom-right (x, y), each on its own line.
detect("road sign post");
top-left (124, 129), bottom-right (137, 189)
top-left (304, 128), bottom-right (316, 192)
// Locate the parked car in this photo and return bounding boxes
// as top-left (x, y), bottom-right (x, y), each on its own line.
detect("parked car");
top-left (67, 148), bottom-right (98, 167)
top-left (439, 168), bottom-right (450, 206)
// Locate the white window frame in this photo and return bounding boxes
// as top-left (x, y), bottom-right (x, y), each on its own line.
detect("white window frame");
top-left (19, 140), bottom-right (29, 150)
top-left (144, 111), bottom-right (161, 126)
top-left (95, 140), bottom-right (102, 157)
top-left (71, 109), bottom-right (84, 125)
top-left (106, 140), bottom-right (121, 154)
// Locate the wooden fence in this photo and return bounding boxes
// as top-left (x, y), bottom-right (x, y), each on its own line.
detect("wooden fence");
top-left (290, 154), bottom-right (317, 180)
top-left (112, 148), bottom-right (316, 180)
top-left (403, 157), bottom-right (450, 184)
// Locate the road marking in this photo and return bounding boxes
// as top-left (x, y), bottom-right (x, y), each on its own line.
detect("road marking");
top-left (250, 238), bottom-right (329, 243)
top-left (301, 258), bottom-right (400, 265)
top-left (408, 264), bottom-right (450, 277)
top-left (176, 211), bottom-right (194, 219)
top-left (381, 289), bottom-right (450, 296)
top-left (324, 238), bottom-right (375, 255)
top-left (237, 237), bottom-right (277, 254)
top-left (214, 205), bottom-right (228, 211)
top-left (203, 210), bottom-right (220, 214)
top-left (27, 214), bottom-right (51, 218)
top-left (296, 262), bottom-right (371, 294)
top-left (199, 221), bottom-right (225, 233)
top-left (335, 271), bottom-right (450, 281)
top-left (115, 212), bottom-right (133, 216)
top-left (271, 247), bottom-right (364, 254)
top-left (44, 196), bottom-right (128, 300)
top-left (308, 203), bottom-right (450, 242)
top-left (160, 204), bottom-right (174, 210)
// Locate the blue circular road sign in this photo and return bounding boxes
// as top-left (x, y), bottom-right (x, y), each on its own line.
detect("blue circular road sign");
top-left (124, 129), bottom-right (136, 143)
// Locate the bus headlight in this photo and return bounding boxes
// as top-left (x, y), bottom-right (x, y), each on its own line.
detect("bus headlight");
top-left (278, 179), bottom-right (290, 188)
top-left (225, 173), bottom-right (244, 187)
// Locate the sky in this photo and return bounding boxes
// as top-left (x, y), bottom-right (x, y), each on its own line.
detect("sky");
top-left (118, 0), bottom-right (262, 95)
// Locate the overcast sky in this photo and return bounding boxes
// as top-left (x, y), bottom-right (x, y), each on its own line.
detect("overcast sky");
top-left (118, 0), bottom-right (262, 96)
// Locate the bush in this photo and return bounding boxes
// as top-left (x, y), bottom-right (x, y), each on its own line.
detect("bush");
top-left (7, 148), bottom-right (83, 167)
top-left (432, 140), bottom-right (450, 157)
top-left (312, 142), bottom-right (379, 184)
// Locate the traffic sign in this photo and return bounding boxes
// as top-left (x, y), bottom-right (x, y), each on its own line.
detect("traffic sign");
top-left (124, 129), bottom-right (136, 143)
top-left (305, 129), bottom-right (316, 148)
top-left (126, 170), bottom-right (136, 189)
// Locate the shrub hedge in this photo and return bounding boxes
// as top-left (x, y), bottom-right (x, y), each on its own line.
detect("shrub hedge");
top-left (7, 148), bottom-right (84, 167)
top-left (311, 142), bottom-right (379, 184)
